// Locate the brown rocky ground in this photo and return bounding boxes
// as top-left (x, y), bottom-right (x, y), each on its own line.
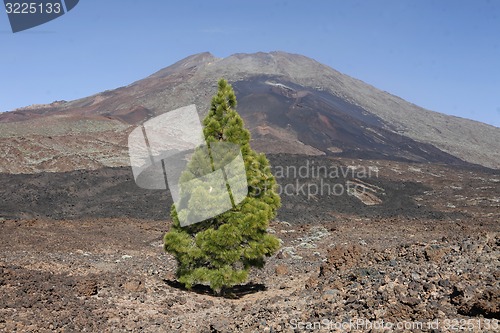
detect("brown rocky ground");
top-left (0, 217), bottom-right (498, 332)
top-left (0, 157), bottom-right (498, 332)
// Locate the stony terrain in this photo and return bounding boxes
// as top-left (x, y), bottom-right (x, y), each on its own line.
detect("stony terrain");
top-left (0, 216), bottom-right (498, 332)
top-left (0, 156), bottom-right (498, 332)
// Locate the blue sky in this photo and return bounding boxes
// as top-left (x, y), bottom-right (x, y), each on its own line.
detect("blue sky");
top-left (0, 0), bottom-right (499, 127)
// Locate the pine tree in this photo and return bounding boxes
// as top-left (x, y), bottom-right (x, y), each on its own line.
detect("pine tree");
top-left (163, 79), bottom-right (281, 294)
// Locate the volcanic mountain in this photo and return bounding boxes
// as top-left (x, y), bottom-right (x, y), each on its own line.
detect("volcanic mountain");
top-left (1, 51), bottom-right (499, 174)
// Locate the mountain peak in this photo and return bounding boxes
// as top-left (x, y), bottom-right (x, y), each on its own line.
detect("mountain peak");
top-left (148, 52), bottom-right (218, 79)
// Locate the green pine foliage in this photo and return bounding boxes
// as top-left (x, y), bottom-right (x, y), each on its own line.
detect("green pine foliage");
top-left (164, 79), bottom-right (281, 294)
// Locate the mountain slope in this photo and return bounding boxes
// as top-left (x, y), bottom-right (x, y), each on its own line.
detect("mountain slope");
top-left (1, 51), bottom-right (499, 173)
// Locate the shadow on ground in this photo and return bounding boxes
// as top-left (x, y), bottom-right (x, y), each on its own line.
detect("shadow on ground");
top-left (164, 279), bottom-right (267, 299)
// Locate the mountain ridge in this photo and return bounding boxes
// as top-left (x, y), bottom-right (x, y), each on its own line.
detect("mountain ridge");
top-left (0, 51), bottom-right (499, 172)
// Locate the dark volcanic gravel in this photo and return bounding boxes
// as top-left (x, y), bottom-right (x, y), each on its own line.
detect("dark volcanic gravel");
top-left (1, 155), bottom-right (491, 223)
